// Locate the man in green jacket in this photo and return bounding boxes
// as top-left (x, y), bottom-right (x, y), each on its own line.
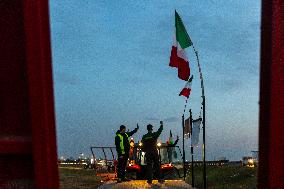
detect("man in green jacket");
top-left (141, 121), bottom-right (164, 184)
top-left (115, 124), bottom-right (139, 182)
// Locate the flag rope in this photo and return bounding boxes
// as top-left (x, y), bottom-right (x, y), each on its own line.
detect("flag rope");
top-left (182, 97), bottom-right (189, 116)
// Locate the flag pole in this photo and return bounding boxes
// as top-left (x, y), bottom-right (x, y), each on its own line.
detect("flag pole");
top-left (182, 114), bottom-right (186, 181)
top-left (192, 45), bottom-right (206, 189)
top-left (181, 95), bottom-right (190, 181)
top-left (189, 109), bottom-right (195, 187)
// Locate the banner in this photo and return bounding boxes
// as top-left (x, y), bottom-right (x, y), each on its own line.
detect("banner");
top-left (191, 118), bottom-right (202, 146)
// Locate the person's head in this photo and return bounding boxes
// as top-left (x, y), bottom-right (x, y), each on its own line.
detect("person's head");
top-left (120, 125), bottom-right (126, 133)
top-left (147, 124), bottom-right (153, 133)
top-left (130, 138), bottom-right (135, 147)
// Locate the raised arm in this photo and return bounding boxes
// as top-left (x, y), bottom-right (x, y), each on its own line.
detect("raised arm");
top-left (153, 122), bottom-right (163, 138)
top-left (127, 124), bottom-right (139, 137)
top-left (173, 136), bottom-right (179, 146)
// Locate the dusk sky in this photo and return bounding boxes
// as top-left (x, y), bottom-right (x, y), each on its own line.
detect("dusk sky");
top-left (49, 0), bottom-right (261, 161)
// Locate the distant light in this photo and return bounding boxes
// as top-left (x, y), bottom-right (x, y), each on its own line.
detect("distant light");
top-left (139, 142), bottom-right (143, 146)
top-left (248, 159), bottom-right (254, 164)
top-left (157, 142), bottom-right (161, 147)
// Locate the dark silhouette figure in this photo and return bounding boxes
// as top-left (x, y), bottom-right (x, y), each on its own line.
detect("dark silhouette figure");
top-left (141, 121), bottom-right (165, 184)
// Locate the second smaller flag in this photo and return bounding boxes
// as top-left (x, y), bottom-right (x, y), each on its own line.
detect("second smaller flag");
top-left (179, 75), bottom-right (193, 98)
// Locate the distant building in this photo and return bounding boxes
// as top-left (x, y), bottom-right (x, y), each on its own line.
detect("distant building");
top-left (216, 156), bottom-right (227, 161)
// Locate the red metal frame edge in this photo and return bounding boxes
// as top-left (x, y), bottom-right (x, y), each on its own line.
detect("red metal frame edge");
top-left (258, 0), bottom-right (284, 188)
top-left (258, 0), bottom-right (272, 188)
top-left (23, 0), bottom-right (59, 188)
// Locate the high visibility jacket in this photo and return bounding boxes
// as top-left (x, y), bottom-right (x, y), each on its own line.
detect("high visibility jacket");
top-left (116, 133), bottom-right (129, 155)
top-left (115, 128), bottom-right (138, 157)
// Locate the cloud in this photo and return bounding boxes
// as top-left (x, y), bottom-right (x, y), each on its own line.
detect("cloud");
top-left (54, 71), bottom-right (79, 85)
top-left (221, 79), bottom-right (243, 92)
top-left (144, 117), bottom-right (159, 121)
top-left (164, 117), bottom-right (179, 123)
top-left (206, 77), bottom-right (243, 93)
top-left (144, 116), bottom-right (179, 123)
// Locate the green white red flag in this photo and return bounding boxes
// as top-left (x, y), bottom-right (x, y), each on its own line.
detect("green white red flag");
top-left (179, 76), bottom-right (193, 98)
top-left (169, 11), bottom-right (193, 81)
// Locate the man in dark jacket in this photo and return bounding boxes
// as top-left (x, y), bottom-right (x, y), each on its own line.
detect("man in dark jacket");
top-left (115, 124), bottom-right (139, 182)
top-left (141, 121), bottom-right (164, 184)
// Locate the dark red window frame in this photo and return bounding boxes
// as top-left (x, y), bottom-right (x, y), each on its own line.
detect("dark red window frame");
top-left (1, 0), bottom-right (58, 188)
top-left (0, 0), bottom-right (283, 188)
top-left (258, 0), bottom-right (284, 188)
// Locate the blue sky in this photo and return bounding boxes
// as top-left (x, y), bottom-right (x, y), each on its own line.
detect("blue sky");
top-left (49, 0), bottom-right (261, 160)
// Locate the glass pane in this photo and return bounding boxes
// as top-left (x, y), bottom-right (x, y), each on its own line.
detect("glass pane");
top-left (50, 1), bottom-right (260, 188)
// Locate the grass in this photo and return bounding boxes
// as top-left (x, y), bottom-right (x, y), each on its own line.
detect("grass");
top-left (185, 166), bottom-right (257, 189)
top-left (59, 167), bottom-right (102, 189)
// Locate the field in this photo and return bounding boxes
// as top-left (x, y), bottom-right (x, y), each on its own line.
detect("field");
top-left (59, 166), bottom-right (257, 189)
top-left (59, 167), bottom-right (102, 189)
top-left (185, 166), bottom-right (257, 189)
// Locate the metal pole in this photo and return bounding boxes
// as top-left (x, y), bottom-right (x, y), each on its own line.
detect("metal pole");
top-left (202, 96), bottom-right (206, 189)
top-left (182, 115), bottom-right (186, 181)
top-left (189, 109), bottom-right (194, 187)
top-left (192, 45), bottom-right (206, 189)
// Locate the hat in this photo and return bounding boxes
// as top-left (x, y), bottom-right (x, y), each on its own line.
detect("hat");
top-left (147, 124), bottom-right (153, 131)
top-left (120, 125), bottom-right (126, 130)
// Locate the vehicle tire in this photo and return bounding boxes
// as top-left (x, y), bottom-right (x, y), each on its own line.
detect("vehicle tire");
top-left (126, 171), bottom-right (137, 180)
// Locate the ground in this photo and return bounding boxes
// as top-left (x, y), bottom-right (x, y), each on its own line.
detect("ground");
top-left (98, 180), bottom-right (193, 189)
top-left (59, 167), bottom-right (102, 189)
top-left (59, 166), bottom-right (257, 189)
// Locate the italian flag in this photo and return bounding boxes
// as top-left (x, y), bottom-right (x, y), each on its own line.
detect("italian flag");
top-left (179, 75), bottom-right (193, 98)
top-left (169, 11), bottom-right (193, 81)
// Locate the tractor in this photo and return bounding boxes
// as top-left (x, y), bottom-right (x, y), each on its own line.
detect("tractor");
top-left (90, 141), bottom-right (184, 181)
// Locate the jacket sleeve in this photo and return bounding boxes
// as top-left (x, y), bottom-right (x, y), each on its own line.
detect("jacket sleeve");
top-left (173, 138), bottom-right (179, 146)
top-left (127, 127), bottom-right (138, 137)
top-left (153, 124), bottom-right (163, 139)
top-left (115, 136), bottom-right (122, 157)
